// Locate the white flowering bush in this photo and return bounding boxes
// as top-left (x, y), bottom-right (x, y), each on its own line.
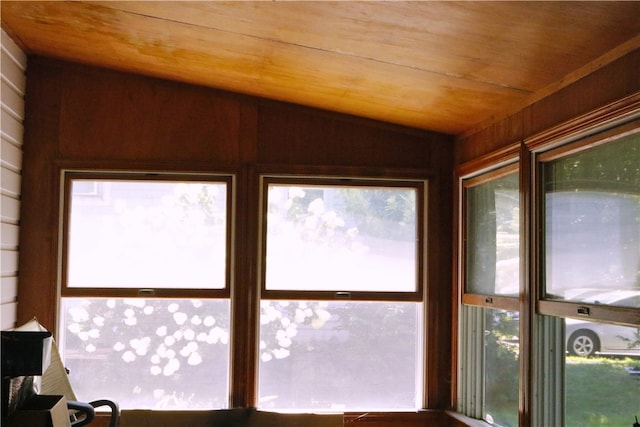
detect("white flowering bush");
top-left (63, 298), bottom-right (230, 408)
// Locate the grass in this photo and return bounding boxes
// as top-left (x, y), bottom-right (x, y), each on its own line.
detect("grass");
top-left (565, 356), bottom-right (640, 427)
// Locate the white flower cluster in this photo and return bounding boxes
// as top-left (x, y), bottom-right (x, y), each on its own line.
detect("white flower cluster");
top-left (259, 301), bottom-right (331, 362)
top-left (67, 298), bottom-right (229, 380)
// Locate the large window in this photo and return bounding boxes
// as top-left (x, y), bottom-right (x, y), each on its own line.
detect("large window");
top-left (258, 178), bottom-right (424, 411)
top-left (60, 173), bottom-right (232, 409)
top-left (535, 121), bottom-right (640, 426)
top-left (458, 162), bottom-right (520, 427)
top-left (541, 130), bottom-right (640, 308)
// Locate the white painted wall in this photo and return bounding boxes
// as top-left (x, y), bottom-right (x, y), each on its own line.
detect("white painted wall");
top-left (1, 29), bottom-right (26, 329)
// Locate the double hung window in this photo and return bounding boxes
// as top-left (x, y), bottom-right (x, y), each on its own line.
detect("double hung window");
top-left (535, 122), bottom-right (640, 426)
top-left (258, 177), bottom-right (425, 411)
top-left (457, 162), bottom-right (520, 426)
top-left (60, 172), bottom-right (232, 410)
top-left (60, 172), bottom-right (426, 412)
top-left (457, 116), bottom-right (640, 426)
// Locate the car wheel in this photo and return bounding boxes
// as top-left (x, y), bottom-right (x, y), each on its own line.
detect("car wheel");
top-left (568, 330), bottom-right (600, 356)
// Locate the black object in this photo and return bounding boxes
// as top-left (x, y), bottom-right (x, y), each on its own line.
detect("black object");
top-left (68, 399), bottom-right (120, 427)
top-left (2, 330), bottom-right (53, 425)
top-left (2, 330), bottom-right (52, 377)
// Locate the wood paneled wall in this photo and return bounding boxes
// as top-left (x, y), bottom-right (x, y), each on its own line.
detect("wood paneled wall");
top-left (456, 49), bottom-right (640, 163)
top-left (17, 56), bottom-right (454, 421)
top-left (1, 29), bottom-right (26, 330)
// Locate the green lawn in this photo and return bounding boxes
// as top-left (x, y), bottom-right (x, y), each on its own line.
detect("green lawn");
top-left (566, 356), bottom-right (640, 427)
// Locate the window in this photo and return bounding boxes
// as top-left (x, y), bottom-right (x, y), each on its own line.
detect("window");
top-left (60, 173), bottom-right (232, 409)
top-left (258, 178), bottom-right (424, 411)
top-left (458, 162), bottom-right (520, 427)
top-left (541, 129), bottom-right (640, 308)
top-left (535, 121), bottom-right (640, 426)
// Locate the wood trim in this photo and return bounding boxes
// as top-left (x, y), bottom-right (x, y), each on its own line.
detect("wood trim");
top-left (525, 91), bottom-right (640, 152)
top-left (445, 410), bottom-right (493, 427)
top-left (344, 410), bottom-right (447, 425)
top-left (460, 161), bottom-right (518, 188)
top-left (460, 294), bottom-right (519, 312)
top-left (230, 165), bottom-right (260, 408)
top-left (518, 143), bottom-right (533, 427)
top-left (459, 40), bottom-right (640, 140)
top-left (538, 300), bottom-right (640, 328)
top-left (455, 143), bottom-right (520, 178)
top-left (535, 118), bottom-right (640, 162)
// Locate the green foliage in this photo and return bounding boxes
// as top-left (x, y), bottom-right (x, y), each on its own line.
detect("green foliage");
top-left (546, 134), bottom-right (640, 193)
top-left (340, 188), bottom-right (416, 241)
top-left (484, 310), bottom-right (519, 427)
top-left (565, 356), bottom-right (640, 427)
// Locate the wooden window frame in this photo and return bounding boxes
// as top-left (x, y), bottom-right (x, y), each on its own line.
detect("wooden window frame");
top-left (531, 119), bottom-right (640, 327)
top-left (256, 174), bottom-right (428, 411)
top-left (459, 161), bottom-right (520, 312)
top-left (60, 170), bottom-right (235, 300)
top-left (455, 151), bottom-right (522, 425)
top-left (259, 175), bottom-right (426, 303)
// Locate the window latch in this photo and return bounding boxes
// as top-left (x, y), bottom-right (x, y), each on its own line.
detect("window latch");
top-left (577, 306), bottom-right (590, 316)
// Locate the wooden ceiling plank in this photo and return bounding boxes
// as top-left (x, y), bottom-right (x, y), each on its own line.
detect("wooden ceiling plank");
top-left (1, 1), bottom-right (638, 133)
top-left (92, 1), bottom-right (640, 91)
top-left (2, 0), bottom-right (534, 133)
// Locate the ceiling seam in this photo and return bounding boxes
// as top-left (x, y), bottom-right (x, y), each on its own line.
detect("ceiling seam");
top-left (106, 5), bottom-right (531, 94)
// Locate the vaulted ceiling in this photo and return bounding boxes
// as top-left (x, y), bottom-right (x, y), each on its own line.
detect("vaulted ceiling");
top-left (2, 1), bottom-right (639, 135)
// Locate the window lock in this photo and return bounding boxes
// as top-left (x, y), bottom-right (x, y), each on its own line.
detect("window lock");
top-left (577, 306), bottom-right (590, 316)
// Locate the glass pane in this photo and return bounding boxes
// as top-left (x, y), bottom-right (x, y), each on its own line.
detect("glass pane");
top-left (483, 308), bottom-right (519, 427)
top-left (67, 179), bottom-right (228, 289)
top-left (543, 133), bottom-right (640, 305)
top-left (565, 321), bottom-right (640, 426)
top-left (566, 319), bottom-right (640, 357)
top-left (465, 171), bottom-right (519, 296)
top-left (60, 298), bottom-right (230, 410)
top-left (265, 184), bottom-right (418, 292)
top-left (258, 300), bottom-right (422, 411)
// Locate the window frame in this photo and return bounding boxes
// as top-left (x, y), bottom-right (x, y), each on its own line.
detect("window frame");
top-left (57, 169), bottom-right (238, 410)
top-left (256, 174), bottom-right (428, 411)
top-left (456, 152), bottom-right (522, 425)
top-left (60, 170), bottom-right (235, 300)
top-left (533, 119), bottom-right (640, 327)
top-left (258, 175), bottom-right (426, 302)
top-left (460, 161), bottom-right (520, 312)
top-left (526, 113), bottom-right (640, 426)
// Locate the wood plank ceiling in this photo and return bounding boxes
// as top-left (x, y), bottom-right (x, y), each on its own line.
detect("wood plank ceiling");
top-left (2, 1), bottom-right (639, 135)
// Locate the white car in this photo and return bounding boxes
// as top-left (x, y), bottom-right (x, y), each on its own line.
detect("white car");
top-left (564, 290), bottom-right (640, 357)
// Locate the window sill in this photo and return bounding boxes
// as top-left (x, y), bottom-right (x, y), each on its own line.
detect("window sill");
top-left (445, 410), bottom-right (494, 427)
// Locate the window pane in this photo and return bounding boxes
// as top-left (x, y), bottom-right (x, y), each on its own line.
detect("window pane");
top-left (67, 179), bottom-right (228, 289)
top-left (258, 300), bottom-right (422, 410)
top-left (60, 298), bottom-right (230, 409)
top-left (566, 318), bottom-right (640, 357)
top-left (265, 184), bottom-right (418, 292)
top-left (484, 308), bottom-right (519, 426)
top-left (543, 133), bottom-right (640, 305)
top-left (565, 321), bottom-right (640, 426)
top-left (465, 171), bottom-right (519, 296)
